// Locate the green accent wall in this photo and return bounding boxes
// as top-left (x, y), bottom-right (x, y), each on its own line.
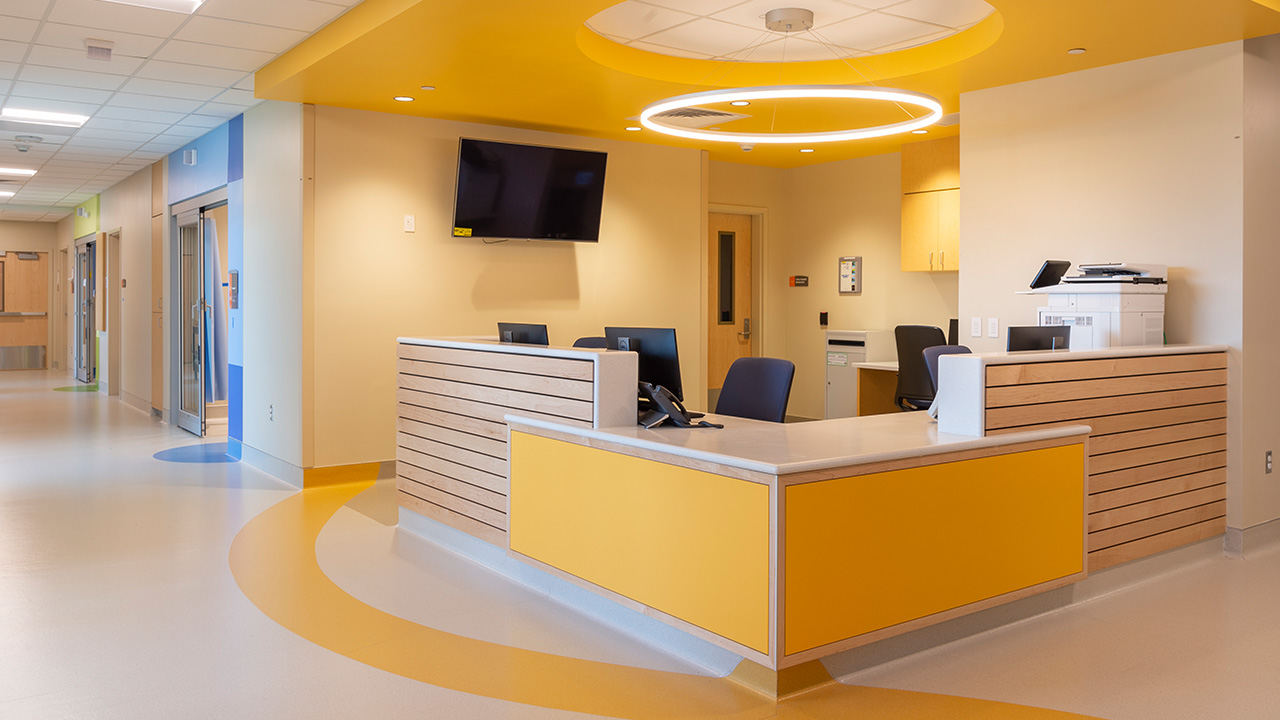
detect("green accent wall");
top-left (73, 196), bottom-right (100, 239)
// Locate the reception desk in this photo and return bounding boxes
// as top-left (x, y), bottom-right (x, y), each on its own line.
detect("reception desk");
top-left (506, 412), bottom-right (1088, 675)
top-left (395, 336), bottom-right (1090, 687)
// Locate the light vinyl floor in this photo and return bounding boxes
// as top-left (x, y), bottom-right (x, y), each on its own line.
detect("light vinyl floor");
top-left (2, 370), bottom-right (1277, 719)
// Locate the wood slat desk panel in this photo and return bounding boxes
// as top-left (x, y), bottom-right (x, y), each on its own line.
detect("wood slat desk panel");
top-left (396, 341), bottom-right (597, 543)
top-left (983, 350), bottom-right (1228, 571)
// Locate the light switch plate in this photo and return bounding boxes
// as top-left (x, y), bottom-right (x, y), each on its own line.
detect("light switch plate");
top-left (403, 214), bottom-right (415, 232)
top-left (971, 317), bottom-right (982, 338)
top-left (988, 317), bottom-right (999, 338)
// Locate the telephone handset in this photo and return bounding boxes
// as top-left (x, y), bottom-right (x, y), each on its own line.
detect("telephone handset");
top-left (637, 382), bottom-right (723, 429)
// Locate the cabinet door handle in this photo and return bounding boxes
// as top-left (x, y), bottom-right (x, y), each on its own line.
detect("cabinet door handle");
top-left (929, 250), bottom-right (934, 271)
top-left (940, 250), bottom-right (945, 270)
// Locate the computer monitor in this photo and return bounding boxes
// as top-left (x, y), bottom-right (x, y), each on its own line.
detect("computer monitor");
top-left (605, 326), bottom-right (683, 401)
top-left (497, 322), bottom-right (549, 345)
top-left (1007, 325), bottom-right (1070, 352)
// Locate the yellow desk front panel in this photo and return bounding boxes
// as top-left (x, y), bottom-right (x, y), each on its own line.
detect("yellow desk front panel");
top-left (509, 431), bottom-right (771, 654)
top-left (784, 444), bottom-right (1085, 656)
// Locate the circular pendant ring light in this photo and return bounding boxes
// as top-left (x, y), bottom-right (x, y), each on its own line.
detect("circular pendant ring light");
top-left (639, 85), bottom-right (943, 144)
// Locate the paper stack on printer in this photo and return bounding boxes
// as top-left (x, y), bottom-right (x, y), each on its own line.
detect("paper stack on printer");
top-left (1062, 263), bottom-right (1167, 284)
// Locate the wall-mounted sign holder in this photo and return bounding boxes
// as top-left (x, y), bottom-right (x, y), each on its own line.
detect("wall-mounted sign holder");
top-left (839, 256), bottom-right (861, 294)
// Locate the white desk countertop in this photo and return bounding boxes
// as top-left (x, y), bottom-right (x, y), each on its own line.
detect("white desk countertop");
top-left (507, 411), bottom-right (1087, 477)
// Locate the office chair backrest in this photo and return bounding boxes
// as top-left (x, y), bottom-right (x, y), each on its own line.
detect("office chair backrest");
top-left (572, 336), bottom-right (608, 349)
top-left (923, 344), bottom-right (972, 394)
top-left (894, 325), bottom-right (947, 411)
top-left (715, 357), bottom-right (795, 423)
top-left (947, 318), bottom-right (960, 346)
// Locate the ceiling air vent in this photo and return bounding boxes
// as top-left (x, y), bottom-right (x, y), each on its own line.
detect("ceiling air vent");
top-left (645, 107), bottom-right (750, 129)
top-left (85, 39), bottom-right (114, 62)
top-left (0, 179), bottom-right (22, 186)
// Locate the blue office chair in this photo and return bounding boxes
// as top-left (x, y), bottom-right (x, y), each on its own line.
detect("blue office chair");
top-left (715, 357), bottom-right (795, 423)
top-left (572, 336), bottom-right (608, 348)
top-left (923, 344), bottom-right (972, 395)
top-left (894, 325), bottom-right (947, 411)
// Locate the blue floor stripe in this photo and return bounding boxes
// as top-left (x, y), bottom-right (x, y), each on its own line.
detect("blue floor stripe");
top-left (153, 442), bottom-right (239, 464)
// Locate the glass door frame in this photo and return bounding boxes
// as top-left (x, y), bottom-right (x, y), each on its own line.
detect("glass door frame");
top-left (169, 189), bottom-right (227, 437)
top-left (73, 236), bottom-right (96, 384)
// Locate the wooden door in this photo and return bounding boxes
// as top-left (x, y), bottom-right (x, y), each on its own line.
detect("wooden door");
top-left (707, 212), bottom-right (753, 397)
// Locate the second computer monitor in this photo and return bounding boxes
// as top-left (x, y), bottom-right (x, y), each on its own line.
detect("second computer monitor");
top-left (605, 326), bottom-right (683, 401)
top-left (497, 322), bottom-right (549, 345)
top-left (1007, 325), bottom-right (1070, 352)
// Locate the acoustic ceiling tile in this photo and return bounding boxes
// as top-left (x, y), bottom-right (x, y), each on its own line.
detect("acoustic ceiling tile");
top-left (134, 59), bottom-right (247, 87)
top-left (0, 16), bottom-right (40, 43)
top-left (152, 39), bottom-right (274, 72)
top-left (48, 0), bottom-right (186, 37)
top-left (25, 44), bottom-right (146, 75)
top-left (18, 65), bottom-right (130, 92)
top-left (35, 22), bottom-right (167, 58)
top-left (176, 16), bottom-right (307, 54)
top-left (197, 0), bottom-right (347, 32)
top-left (107, 92), bottom-right (205, 114)
top-left (121, 76), bottom-right (223, 101)
top-left (11, 80), bottom-right (115, 104)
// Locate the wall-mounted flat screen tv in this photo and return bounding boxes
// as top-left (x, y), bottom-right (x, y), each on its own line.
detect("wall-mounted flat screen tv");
top-left (452, 138), bottom-right (607, 243)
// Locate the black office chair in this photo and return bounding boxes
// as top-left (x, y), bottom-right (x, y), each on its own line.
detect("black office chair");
top-left (572, 336), bottom-right (608, 348)
top-left (714, 357), bottom-right (795, 423)
top-left (923, 344), bottom-right (972, 394)
top-left (894, 325), bottom-right (947, 411)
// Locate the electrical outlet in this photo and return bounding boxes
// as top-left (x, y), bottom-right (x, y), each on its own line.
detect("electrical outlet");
top-left (987, 317), bottom-right (999, 338)
top-left (1267, 450), bottom-right (1273, 474)
top-left (970, 317), bottom-right (982, 338)
top-left (268, 404), bottom-right (274, 422)
top-left (403, 214), bottom-right (415, 232)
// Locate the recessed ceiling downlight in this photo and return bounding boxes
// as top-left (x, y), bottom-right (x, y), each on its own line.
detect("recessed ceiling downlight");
top-left (393, 96), bottom-right (414, 102)
top-left (1067, 48), bottom-right (1087, 55)
top-left (625, 126), bottom-right (642, 131)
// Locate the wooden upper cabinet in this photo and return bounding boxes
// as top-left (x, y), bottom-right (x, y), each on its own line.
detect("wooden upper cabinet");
top-left (901, 135), bottom-right (960, 272)
top-left (901, 135), bottom-right (959, 194)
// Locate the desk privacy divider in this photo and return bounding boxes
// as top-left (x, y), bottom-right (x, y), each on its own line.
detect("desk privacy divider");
top-left (395, 338), bottom-right (636, 546)
top-left (936, 345), bottom-right (1229, 571)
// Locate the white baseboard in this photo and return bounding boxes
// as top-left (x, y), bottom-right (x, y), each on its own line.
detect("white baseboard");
top-left (240, 444), bottom-right (303, 488)
top-left (1226, 518), bottom-right (1280, 557)
top-left (121, 391), bottom-right (150, 415)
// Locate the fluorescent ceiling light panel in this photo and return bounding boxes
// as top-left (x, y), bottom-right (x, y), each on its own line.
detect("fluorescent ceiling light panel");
top-left (0, 191), bottom-right (15, 198)
top-left (1, 108), bottom-right (91, 128)
top-left (0, 168), bottom-right (38, 176)
top-left (97, 0), bottom-right (205, 13)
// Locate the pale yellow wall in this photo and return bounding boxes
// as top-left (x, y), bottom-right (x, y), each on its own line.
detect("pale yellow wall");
top-left (960, 42), bottom-right (1249, 525)
top-left (1242, 33), bottom-right (1280, 529)
top-left (310, 106), bottom-right (704, 468)
top-left (243, 100), bottom-right (305, 468)
top-left (709, 155), bottom-right (959, 420)
top-left (99, 166), bottom-right (154, 409)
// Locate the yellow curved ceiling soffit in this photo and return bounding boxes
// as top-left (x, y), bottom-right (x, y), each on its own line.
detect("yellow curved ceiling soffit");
top-left (575, 11), bottom-right (1005, 88)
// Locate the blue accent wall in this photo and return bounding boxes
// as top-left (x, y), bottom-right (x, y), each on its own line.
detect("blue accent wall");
top-left (168, 123), bottom-right (230, 204)
top-left (168, 116), bottom-right (246, 445)
top-left (228, 115), bottom-right (244, 183)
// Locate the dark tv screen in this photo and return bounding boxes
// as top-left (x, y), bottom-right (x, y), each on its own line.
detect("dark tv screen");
top-left (452, 138), bottom-right (607, 242)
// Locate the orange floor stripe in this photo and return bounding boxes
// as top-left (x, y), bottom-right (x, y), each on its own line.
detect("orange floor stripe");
top-left (229, 481), bottom-right (1106, 720)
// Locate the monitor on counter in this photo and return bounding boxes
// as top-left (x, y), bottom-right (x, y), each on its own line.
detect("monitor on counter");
top-left (1007, 325), bottom-right (1070, 352)
top-left (497, 322), bottom-right (549, 345)
top-left (605, 326), bottom-right (683, 401)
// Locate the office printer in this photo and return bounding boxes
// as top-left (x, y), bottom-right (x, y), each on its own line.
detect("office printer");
top-left (1062, 262), bottom-right (1167, 284)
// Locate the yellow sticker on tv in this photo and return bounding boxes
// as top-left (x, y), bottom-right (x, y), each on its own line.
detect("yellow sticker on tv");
top-left (453, 227), bottom-right (472, 237)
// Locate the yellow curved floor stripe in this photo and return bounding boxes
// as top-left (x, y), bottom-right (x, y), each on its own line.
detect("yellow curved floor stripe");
top-left (229, 481), bottom-right (1105, 720)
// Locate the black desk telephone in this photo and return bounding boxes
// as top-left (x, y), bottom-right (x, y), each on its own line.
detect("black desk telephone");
top-left (637, 382), bottom-right (723, 429)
